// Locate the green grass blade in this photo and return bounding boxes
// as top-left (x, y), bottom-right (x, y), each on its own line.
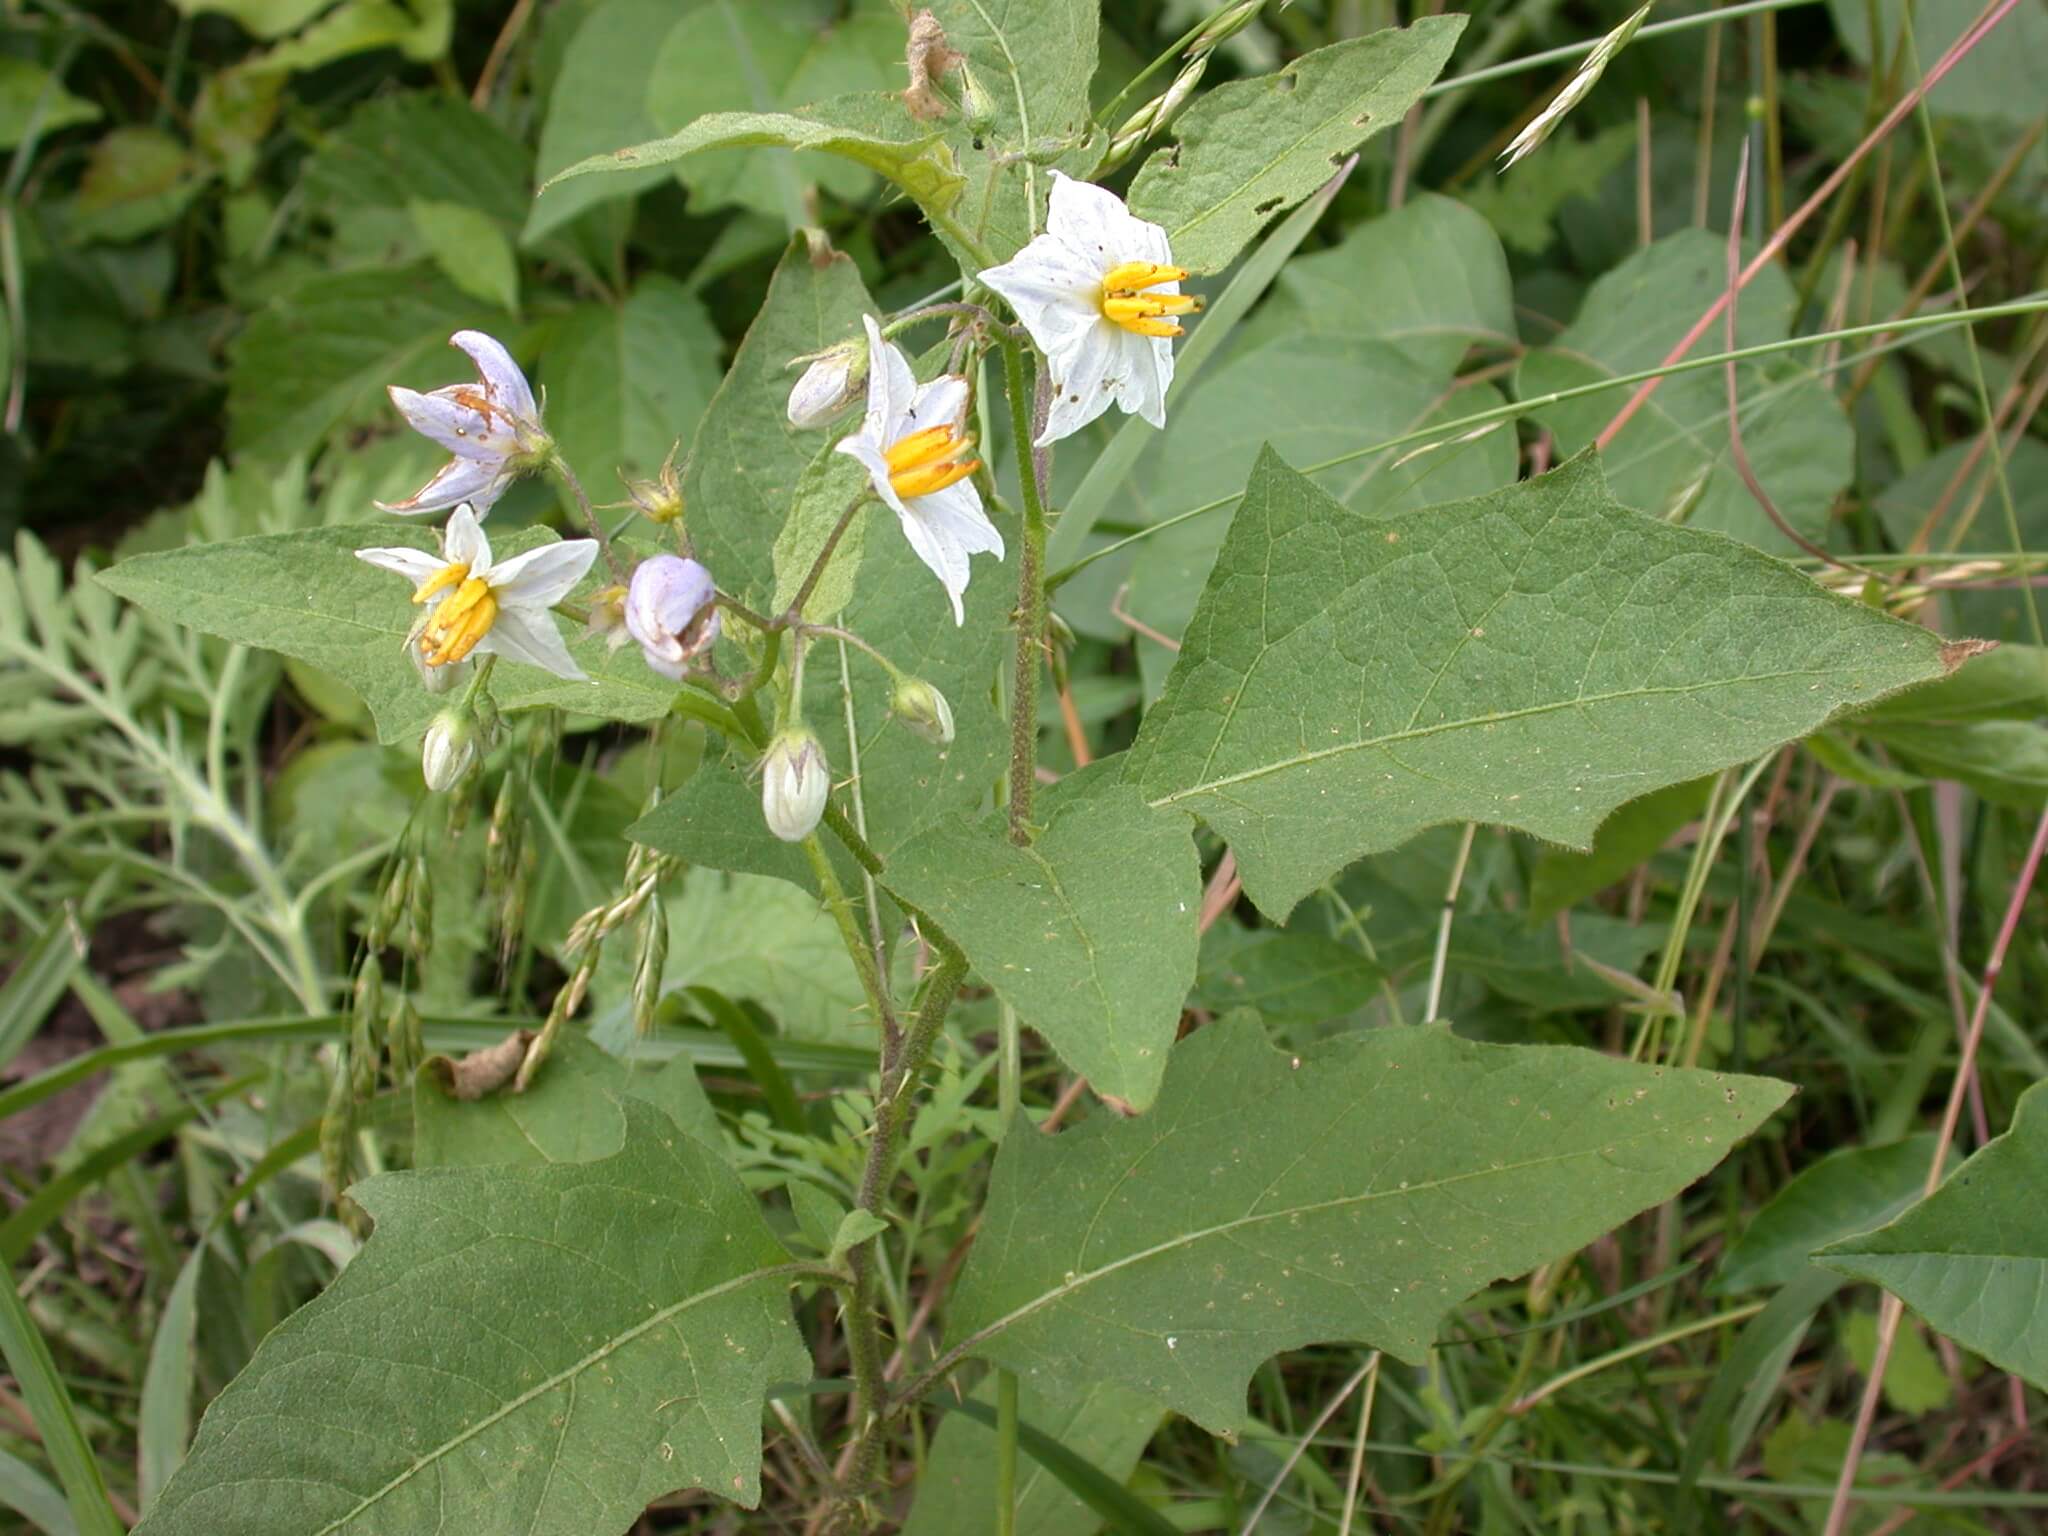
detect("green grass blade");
top-left (0, 1277), bottom-right (124, 1536)
top-left (0, 1444), bottom-right (80, 1536)
top-left (0, 909), bottom-right (82, 1076)
top-left (948, 1394), bottom-right (1178, 1536)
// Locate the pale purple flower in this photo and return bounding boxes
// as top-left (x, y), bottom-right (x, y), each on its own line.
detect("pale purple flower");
top-left (624, 555), bottom-right (721, 681)
top-left (377, 331), bottom-right (550, 517)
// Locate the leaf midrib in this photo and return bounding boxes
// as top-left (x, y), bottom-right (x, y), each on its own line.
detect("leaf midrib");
top-left (307, 1260), bottom-right (800, 1535)
top-left (1147, 666), bottom-right (1873, 807)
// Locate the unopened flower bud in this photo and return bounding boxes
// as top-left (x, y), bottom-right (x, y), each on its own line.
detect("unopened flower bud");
top-left (760, 727), bottom-right (830, 843)
top-left (421, 709), bottom-right (480, 792)
top-left (890, 677), bottom-right (955, 745)
top-left (620, 441), bottom-right (685, 524)
top-left (956, 62), bottom-right (998, 133)
top-left (786, 339), bottom-right (868, 430)
top-left (625, 555), bottom-right (720, 681)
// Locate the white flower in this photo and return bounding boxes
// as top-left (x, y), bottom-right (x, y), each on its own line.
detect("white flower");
top-left (356, 503), bottom-right (598, 682)
top-left (786, 338), bottom-right (868, 430)
top-left (378, 330), bottom-right (550, 517)
top-left (834, 315), bottom-right (1004, 626)
top-left (760, 727), bottom-right (830, 843)
top-left (890, 676), bottom-right (954, 746)
top-left (977, 171), bottom-right (1199, 446)
top-left (421, 709), bottom-right (479, 792)
top-left (624, 555), bottom-right (720, 681)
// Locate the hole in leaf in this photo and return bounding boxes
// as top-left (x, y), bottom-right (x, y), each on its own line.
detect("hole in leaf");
top-left (1354, 112), bottom-right (1372, 127)
top-left (1276, 72), bottom-right (1298, 92)
top-left (1253, 196), bottom-right (1285, 215)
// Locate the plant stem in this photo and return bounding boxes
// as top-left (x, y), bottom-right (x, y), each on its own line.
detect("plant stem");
top-left (547, 454), bottom-right (626, 582)
top-left (993, 996), bottom-right (1024, 1533)
top-left (1423, 824), bottom-right (1478, 1023)
top-left (788, 494), bottom-right (870, 622)
top-left (844, 943), bottom-right (972, 1496)
top-left (1001, 341), bottom-right (1049, 847)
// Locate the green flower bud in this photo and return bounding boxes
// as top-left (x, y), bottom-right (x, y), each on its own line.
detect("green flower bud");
top-left (890, 676), bottom-right (955, 746)
top-left (421, 708), bottom-right (480, 793)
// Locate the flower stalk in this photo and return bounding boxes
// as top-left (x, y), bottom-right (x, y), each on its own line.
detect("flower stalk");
top-left (1001, 340), bottom-right (1049, 847)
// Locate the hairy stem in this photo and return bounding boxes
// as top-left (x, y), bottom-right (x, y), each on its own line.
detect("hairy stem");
top-left (1002, 341), bottom-right (1049, 847)
top-left (547, 454), bottom-right (626, 582)
top-left (788, 495), bottom-right (869, 623)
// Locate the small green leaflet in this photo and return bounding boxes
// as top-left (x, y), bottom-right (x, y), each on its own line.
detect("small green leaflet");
top-left (1717, 1134), bottom-right (1937, 1294)
top-left (538, 95), bottom-right (964, 215)
top-left (97, 526), bottom-right (679, 744)
top-left (947, 1014), bottom-right (1791, 1434)
top-left (1127, 17), bottom-right (1466, 274)
top-left (1819, 1080), bottom-right (2048, 1391)
top-left (881, 781), bottom-right (1201, 1112)
top-left (134, 1103), bottom-right (810, 1535)
top-left (1121, 448), bottom-right (1966, 920)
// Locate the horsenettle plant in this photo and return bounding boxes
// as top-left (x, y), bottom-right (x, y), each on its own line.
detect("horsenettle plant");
top-left (90, 6), bottom-right (2018, 1535)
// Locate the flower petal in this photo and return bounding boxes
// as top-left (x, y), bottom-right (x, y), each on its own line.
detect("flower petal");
top-left (1037, 326), bottom-right (1122, 444)
top-left (860, 314), bottom-right (921, 441)
top-left (477, 606), bottom-right (587, 681)
top-left (980, 236), bottom-right (1108, 357)
top-left (451, 330), bottom-right (538, 423)
top-left (374, 455), bottom-right (513, 516)
top-left (892, 500), bottom-right (972, 625)
top-left (914, 479), bottom-right (1004, 561)
top-left (443, 504), bottom-right (492, 571)
top-left (487, 538), bottom-right (599, 609)
top-left (906, 374), bottom-right (970, 433)
top-left (1044, 171), bottom-right (1173, 269)
top-left (387, 385), bottom-right (515, 461)
top-left (355, 545), bottom-right (445, 585)
top-left (1112, 328), bottom-right (1173, 432)
top-left (836, 435), bottom-right (906, 520)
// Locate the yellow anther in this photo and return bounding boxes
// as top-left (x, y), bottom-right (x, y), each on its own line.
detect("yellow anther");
top-left (417, 577), bottom-right (498, 666)
top-left (413, 560), bottom-right (470, 604)
top-left (1101, 261), bottom-right (1189, 294)
top-left (884, 424), bottom-right (979, 500)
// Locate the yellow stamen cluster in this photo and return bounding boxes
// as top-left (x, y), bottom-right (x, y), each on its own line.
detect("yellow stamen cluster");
top-left (412, 562), bottom-right (498, 666)
top-left (1100, 261), bottom-right (1201, 337)
top-left (884, 423), bottom-right (980, 500)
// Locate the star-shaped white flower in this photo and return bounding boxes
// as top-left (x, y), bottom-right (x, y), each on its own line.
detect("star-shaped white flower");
top-left (378, 331), bottom-right (550, 517)
top-left (357, 504), bottom-right (598, 681)
top-left (834, 315), bottom-right (1004, 626)
top-left (977, 171), bottom-right (1199, 446)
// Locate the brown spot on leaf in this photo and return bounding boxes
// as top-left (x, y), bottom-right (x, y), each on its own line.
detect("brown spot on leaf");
top-left (903, 10), bottom-right (962, 121)
top-left (429, 1029), bottom-right (534, 1101)
top-left (1938, 637), bottom-right (1997, 673)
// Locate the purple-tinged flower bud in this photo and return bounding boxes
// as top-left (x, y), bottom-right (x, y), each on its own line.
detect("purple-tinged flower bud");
top-left (760, 727), bottom-right (830, 843)
top-left (890, 676), bottom-right (954, 746)
top-left (624, 555), bottom-right (720, 681)
top-left (786, 338), bottom-right (868, 430)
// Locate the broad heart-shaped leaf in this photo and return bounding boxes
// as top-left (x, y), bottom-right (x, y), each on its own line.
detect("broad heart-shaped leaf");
top-left (226, 265), bottom-right (497, 465)
top-left (414, 1033), bottom-right (719, 1167)
top-left (879, 781), bottom-right (1201, 1112)
top-left (1819, 1080), bottom-right (2048, 1391)
top-left (948, 1014), bottom-right (1791, 1434)
top-left (1516, 230), bottom-right (1854, 552)
top-left (134, 1103), bottom-right (809, 1535)
top-left (541, 95), bottom-right (963, 216)
top-left (97, 526), bottom-right (682, 745)
top-left (1120, 448), bottom-right (1964, 921)
top-left (1126, 17), bottom-right (1466, 275)
top-left (545, 275), bottom-right (724, 491)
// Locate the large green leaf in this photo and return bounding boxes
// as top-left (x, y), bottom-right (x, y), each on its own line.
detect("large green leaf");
top-left (525, 0), bottom-right (704, 244)
top-left (543, 96), bottom-right (961, 218)
top-left (1827, 0), bottom-right (2048, 126)
top-left (1718, 1135), bottom-right (1938, 1294)
top-left (0, 57), bottom-right (101, 150)
top-left (546, 276), bottom-right (724, 490)
top-left (903, 1373), bottom-right (1164, 1536)
top-left (1126, 18), bottom-right (1465, 274)
top-left (97, 526), bottom-right (680, 744)
top-left (1194, 925), bottom-right (1382, 1029)
top-left (226, 266), bottom-right (496, 465)
top-left (134, 1104), bottom-right (809, 1534)
top-left (414, 1033), bottom-right (719, 1167)
top-left (947, 1014), bottom-right (1790, 1433)
top-left (881, 781), bottom-right (1200, 1111)
top-left (1120, 448), bottom-right (1963, 920)
top-left (1516, 231), bottom-right (1854, 552)
top-left (1243, 193), bottom-right (1515, 376)
top-left (1819, 1080), bottom-right (2048, 1390)
top-left (643, 0), bottom-right (908, 218)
